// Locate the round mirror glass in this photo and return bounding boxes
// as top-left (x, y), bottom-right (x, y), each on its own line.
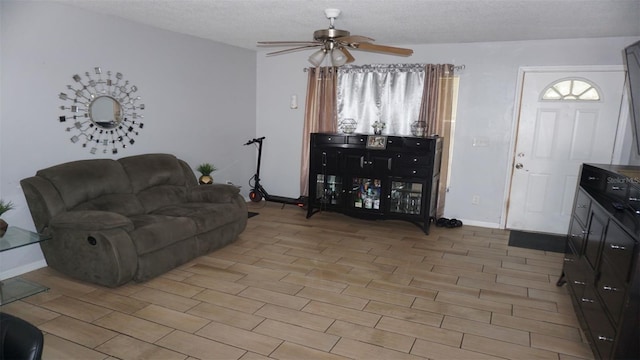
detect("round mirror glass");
top-left (89, 95), bottom-right (122, 129)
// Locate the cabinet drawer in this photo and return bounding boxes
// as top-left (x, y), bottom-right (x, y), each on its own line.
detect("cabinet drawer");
top-left (597, 259), bottom-right (627, 323)
top-left (563, 242), bottom-right (589, 298)
top-left (605, 176), bottom-right (628, 200)
top-left (394, 154), bottom-right (432, 167)
top-left (581, 166), bottom-right (607, 192)
top-left (574, 189), bottom-right (591, 226)
top-left (602, 221), bottom-right (636, 280)
top-left (403, 137), bottom-right (431, 149)
top-left (347, 135), bottom-right (368, 145)
top-left (385, 137), bottom-right (403, 150)
top-left (568, 218), bottom-right (586, 254)
top-left (315, 134), bottom-right (346, 145)
top-left (396, 167), bottom-right (429, 177)
top-left (580, 286), bottom-right (616, 359)
top-left (629, 184), bottom-right (640, 214)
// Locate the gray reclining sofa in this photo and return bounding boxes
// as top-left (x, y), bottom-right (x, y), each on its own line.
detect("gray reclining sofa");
top-left (20, 153), bottom-right (247, 287)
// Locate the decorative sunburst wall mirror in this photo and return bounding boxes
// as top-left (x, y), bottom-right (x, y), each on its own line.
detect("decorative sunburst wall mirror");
top-left (58, 67), bottom-right (145, 154)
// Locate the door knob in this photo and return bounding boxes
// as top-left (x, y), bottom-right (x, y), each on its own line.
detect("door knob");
top-left (515, 163), bottom-right (524, 169)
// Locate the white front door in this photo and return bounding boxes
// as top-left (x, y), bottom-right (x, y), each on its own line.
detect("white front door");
top-left (506, 69), bottom-right (626, 234)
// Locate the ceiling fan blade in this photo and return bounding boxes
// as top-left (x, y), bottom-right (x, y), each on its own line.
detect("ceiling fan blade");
top-left (337, 35), bottom-right (374, 44)
top-left (258, 41), bottom-right (319, 46)
top-left (354, 42), bottom-right (413, 56)
top-left (340, 47), bottom-right (355, 63)
top-left (266, 44), bottom-right (323, 56)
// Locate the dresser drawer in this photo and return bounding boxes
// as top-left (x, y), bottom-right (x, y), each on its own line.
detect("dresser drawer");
top-left (568, 218), bottom-right (586, 254)
top-left (581, 166), bottom-right (607, 192)
top-left (574, 189), bottom-right (591, 227)
top-left (314, 134), bottom-right (346, 145)
top-left (394, 153), bottom-right (432, 167)
top-left (580, 285), bottom-right (616, 360)
top-left (347, 134), bottom-right (367, 145)
top-left (597, 259), bottom-right (627, 323)
top-left (395, 167), bottom-right (429, 177)
top-left (629, 184), bottom-right (640, 214)
top-left (602, 221), bottom-right (636, 280)
top-left (403, 137), bottom-right (431, 149)
top-left (605, 176), bottom-right (629, 200)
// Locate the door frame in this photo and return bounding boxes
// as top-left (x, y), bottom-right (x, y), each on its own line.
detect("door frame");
top-left (500, 65), bottom-right (626, 230)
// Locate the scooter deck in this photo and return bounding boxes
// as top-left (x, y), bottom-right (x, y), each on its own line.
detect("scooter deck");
top-left (267, 195), bottom-right (306, 207)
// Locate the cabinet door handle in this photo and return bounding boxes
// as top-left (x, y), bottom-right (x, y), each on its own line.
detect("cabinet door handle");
top-left (573, 280), bottom-right (586, 286)
top-left (322, 152), bottom-right (327, 166)
top-left (588, 176), bottom-right (597, 180)
top-left (610, 244), bottom-right (626, 250)
top-left (387, 158), bottom-right (392, 171)
top-left (580, 298), bottom-right (595, 303)
top-left (597, 335), bottom-right (614, 342)
top-left (602, 286), bottom-right (620, 292)
top-left (564, 257), bottom-right (575, 262)
top-left (360, 156), bottom-right (364, 168)
top-left (611, 186), bottom-right (622, 191)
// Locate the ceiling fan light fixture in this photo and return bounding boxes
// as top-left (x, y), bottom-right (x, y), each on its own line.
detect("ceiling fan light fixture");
top-left (308, 48), bottom-right (327, 67)
top-left (331, 48), bottom-right (348, 66)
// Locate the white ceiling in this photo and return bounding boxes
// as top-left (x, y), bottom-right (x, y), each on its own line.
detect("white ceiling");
top-left (51, 0), bottom-right (640, 50)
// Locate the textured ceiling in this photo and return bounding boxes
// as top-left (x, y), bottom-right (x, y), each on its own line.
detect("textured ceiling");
top-left (51, 0), bottom-right (640, 50)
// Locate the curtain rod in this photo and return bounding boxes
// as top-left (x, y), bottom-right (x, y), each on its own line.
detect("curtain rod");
top-left (303, 64), bottom-right (466, 72)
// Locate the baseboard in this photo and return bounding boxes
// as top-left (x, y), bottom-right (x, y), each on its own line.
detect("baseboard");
top-left (457, 219), bottom-right (501, 229)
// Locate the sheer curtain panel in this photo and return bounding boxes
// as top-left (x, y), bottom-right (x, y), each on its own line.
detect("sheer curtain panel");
top-left (337, 64), bottom-right (426, 136)
top-left (300, 67), bottom-right (338, 197)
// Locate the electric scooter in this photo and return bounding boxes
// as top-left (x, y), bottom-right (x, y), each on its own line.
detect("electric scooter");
top-left (244, 136), bottom-right (306, 207)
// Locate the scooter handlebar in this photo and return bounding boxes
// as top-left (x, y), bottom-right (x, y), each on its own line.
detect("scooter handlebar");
top-left (244, 136), bottom-right (265, 145)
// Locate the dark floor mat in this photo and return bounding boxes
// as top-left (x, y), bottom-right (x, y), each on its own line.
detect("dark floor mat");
top-left (248, 212), bottom-right (259, 218)
top-left (508, 230), bottom-right (566, 253)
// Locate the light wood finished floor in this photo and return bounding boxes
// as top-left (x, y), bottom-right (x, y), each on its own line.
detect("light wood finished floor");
top-left (1, 202), bottom-right (595, 360)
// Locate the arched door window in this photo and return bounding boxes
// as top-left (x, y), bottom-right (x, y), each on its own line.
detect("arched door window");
top-left (541, 78), bottom-right (601, 101)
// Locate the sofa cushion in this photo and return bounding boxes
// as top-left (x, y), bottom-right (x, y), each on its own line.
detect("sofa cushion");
top-left (151, 202), bottom-right (243, 232)
top-left (119, 154), bottom-right (188, 193)
top-left (73, 194), bottom-right (145, 217)
top-left (37, 159), bottom-right (132, 210)
top-left (119, 154), bottom-right (190, 212)
top-left (128, 214), bottom-right (198, 255)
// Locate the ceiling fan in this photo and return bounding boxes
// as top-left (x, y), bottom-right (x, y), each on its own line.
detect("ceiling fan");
top-left (258, 9), bottom-right (414, 67)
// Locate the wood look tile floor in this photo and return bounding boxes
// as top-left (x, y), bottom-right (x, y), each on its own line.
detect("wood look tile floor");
top-left (1, 202), bottom-right (595, 360)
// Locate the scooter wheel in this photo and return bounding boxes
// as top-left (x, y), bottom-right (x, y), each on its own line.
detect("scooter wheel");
top-left (249, 190), bottom-right (263, 202)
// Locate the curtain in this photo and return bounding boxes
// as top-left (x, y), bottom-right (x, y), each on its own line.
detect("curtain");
top-left (337, 64), bottom-right (425, 135)
top-left (300, 67), bottom-right (338, 197)
top-left (419, 64), bottom-right (456, 218)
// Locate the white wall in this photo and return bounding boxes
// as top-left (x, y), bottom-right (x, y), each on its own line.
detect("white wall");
top-left (256, 36), bottom-right (640, 228)
top-left (0, 1), bottom-right (257, 279)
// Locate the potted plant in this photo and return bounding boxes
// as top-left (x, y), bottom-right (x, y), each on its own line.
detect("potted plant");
top-left (0, 199), bottom-right (15, 237)
top-left (196, 163), bottom-right (217, 184)
top-left (372, 120), bottom-right (386, 135)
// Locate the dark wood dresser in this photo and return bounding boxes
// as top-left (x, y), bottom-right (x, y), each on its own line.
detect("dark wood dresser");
top-left (559, 163), bottom-right (639, 359)
top-left (307, 133), bottom-right (442, 234)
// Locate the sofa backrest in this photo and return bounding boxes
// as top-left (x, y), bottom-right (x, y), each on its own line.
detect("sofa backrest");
top-left (22, 154), bottom-right (199, 232)
top-left (118, 153), bottom-right (195, 213)
top-left (36, 159), bottom-right (142, 214)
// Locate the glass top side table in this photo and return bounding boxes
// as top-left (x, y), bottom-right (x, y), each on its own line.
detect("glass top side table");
top-left (0, 226), bottom-right (51, 305)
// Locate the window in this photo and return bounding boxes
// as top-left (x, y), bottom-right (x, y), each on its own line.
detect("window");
top-left (541, 79), bottom-right (600, 101)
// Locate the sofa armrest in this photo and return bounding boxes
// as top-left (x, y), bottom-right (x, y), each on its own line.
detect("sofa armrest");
top-left (187, 184), bottom-right (240, 203)
top-left (44, 210), bottom-right (137, 287)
